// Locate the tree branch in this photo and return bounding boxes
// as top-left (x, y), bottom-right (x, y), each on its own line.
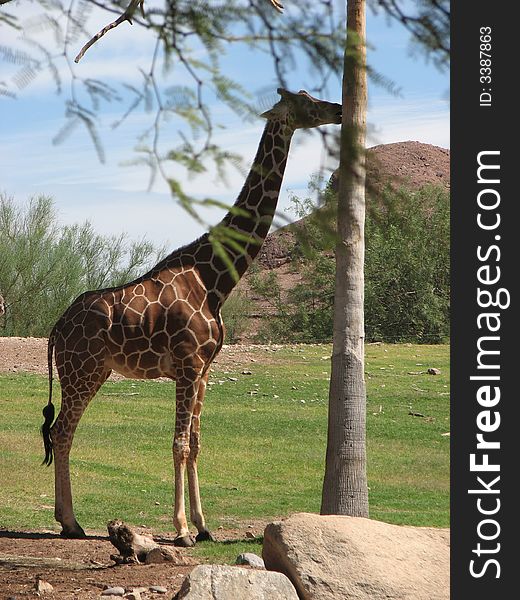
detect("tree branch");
top-left (75, 0), bottom-right (283, 64)
top-left (74, 0), bottom-right (145, 63)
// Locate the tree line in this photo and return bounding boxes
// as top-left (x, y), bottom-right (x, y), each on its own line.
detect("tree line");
top-left (0, 193), bottom-right (162, 337)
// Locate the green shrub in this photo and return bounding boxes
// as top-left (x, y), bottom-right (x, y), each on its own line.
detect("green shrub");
top-left (0, 194), bottom-right (161, 337)
top-left (250, 184), bottom-right (450, 344)
top-left (221, 289), bottom-right (253, 343)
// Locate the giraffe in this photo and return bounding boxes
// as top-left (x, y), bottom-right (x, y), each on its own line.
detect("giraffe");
top-left (41, 88), bottom-right (341, 546)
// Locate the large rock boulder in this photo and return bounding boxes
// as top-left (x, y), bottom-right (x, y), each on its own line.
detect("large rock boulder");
top-left (174, 564), bottom-right (299, 599)
top-left (262, 512), bottom-right (449, 600)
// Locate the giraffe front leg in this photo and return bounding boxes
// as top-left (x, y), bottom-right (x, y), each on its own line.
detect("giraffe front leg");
top-left (172, 373), bottom-right (200, 547)
top-left (173, 433), bottom-right (194, 547)
top-left (187, 373), bottom-right (214, 542)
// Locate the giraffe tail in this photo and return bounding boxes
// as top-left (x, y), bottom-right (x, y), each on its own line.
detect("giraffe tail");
top-left (41, 327), bottom-right (56, 466)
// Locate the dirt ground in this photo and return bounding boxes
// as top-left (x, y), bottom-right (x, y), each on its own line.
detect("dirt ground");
top-left (0, 337), bottom-right (274, 599)
top-left (0, 523), bottom-right (270, 599)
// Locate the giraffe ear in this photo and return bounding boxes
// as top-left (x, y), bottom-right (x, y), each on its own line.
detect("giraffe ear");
top-left (278, 88), bottom-right (303, 103)
top-left (260, 107), bottom-right (277, 119)
top-left (260, 88), bottom-right (293, 119)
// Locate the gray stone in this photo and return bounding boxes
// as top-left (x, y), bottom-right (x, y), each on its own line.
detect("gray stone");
top-left (235, 553), bottom-right (265, 569)
top-left (175, 565), bottom-right (298, 599)
top-left (262, 512), bottom-right (449, 600)
top-left (149, 586), bottom-right (168, 594)
top-left (101, 587), bottom-right (126, 597)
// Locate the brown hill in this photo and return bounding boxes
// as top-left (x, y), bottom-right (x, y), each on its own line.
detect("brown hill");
top-left (234, 141), bottom-right (450, 341)
top-left (257, 141), bottom-right (450, 269)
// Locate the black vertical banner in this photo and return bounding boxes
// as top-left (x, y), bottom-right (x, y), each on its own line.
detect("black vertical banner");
top-left (451, 3), bottom-right (515, 599)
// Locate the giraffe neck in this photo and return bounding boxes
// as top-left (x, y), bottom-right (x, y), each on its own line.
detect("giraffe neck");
top-left (209, 117), bottom-right (294, 298)
top-left (223, 118), bottom-right (293, 232)
top-left (142, 118), bottom-right (294, 307)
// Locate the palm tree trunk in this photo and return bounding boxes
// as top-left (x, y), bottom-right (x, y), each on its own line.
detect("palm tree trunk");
top-left (321, 0), bottom-right (368, 517)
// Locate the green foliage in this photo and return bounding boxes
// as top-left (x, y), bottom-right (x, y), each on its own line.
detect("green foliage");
top-left (0, 193), bottom-right (161, 337)
top-left (251, 184), bottom-right (450, 344)
top-left (221, 289), bottom-right (253, 343)
top-left (1, 1), bottom-right (450, 228)
top-left (365, 185), bottom-right (450, 343)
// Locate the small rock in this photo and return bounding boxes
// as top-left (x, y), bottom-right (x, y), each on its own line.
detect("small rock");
top-left (145, 546), bottom-right (184, 564)
top-left (35, 579), bottom-right (54, 595)
top-left (124, 593), bottom-right (141, 600)
top-left (236, 552), bottom-right (265, 569)
top-left (427, 367), bottom-right (441, 375)
top-left (245, 530), bottom-right (256, 539)
top-left (102, 587), bottom-right (126, 597)
top-left (149, 586), bottom-right (167, 594)
top-left (241, 370), bottom-right (252, 375)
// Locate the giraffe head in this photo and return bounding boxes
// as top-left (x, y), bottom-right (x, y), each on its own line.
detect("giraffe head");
top-left (261, 88), bottom-right (342, 130)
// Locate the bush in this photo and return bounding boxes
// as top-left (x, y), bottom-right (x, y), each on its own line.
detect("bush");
top-left (221, 289), bottom-right (253, 343)
top-left (365, 185), bottom-right (450, 342)
top-left (0, 194), bottom-right (161, 337)
top-left (250, 184), bottom-right (450, 344)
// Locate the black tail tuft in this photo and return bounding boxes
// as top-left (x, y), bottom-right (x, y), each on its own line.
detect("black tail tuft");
top-left (42, 328), bottom-right (56, 466)
top-left (41, 402), bottom-right (55, 466)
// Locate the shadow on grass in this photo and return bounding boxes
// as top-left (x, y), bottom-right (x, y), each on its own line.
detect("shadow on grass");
top-left (153, 534), bottom-right (263, 546)
top-left (217, 537), bottom-right (263, 547)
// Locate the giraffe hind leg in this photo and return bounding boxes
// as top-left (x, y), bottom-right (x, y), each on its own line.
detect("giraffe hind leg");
top-left (51, 366), bottom-right (111, 538)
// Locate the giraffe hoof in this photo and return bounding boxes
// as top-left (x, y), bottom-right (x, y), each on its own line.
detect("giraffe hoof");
top-left (195, 529), bottom-right (215, 543)
top-left (60, 525), bottom-right (87, 539)
top-left (173, 534), bottom-right (195, 547)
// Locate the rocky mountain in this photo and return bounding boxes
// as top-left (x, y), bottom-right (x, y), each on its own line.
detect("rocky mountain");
top-left (257, 141), bottom-right (450, 270)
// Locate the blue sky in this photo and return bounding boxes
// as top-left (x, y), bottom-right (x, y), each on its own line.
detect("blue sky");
top-left (1, 2), bottom-right (449, 250)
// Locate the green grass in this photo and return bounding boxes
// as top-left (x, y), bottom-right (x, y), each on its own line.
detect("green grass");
top-left (0, 343), bottom-right (449, 563)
